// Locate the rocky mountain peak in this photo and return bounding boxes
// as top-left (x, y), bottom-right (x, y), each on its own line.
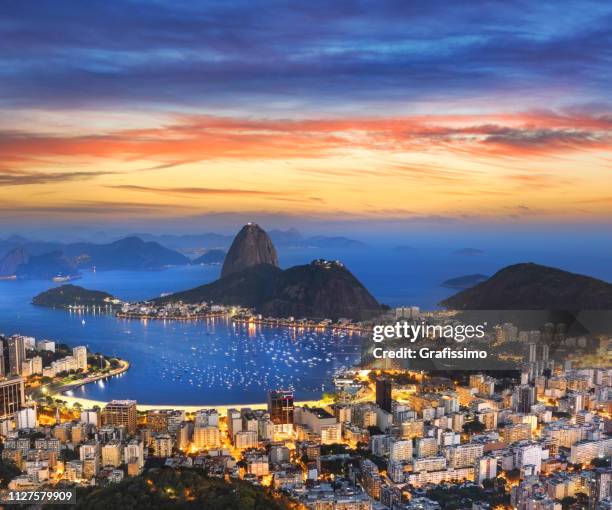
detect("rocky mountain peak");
top-left (221, 223), bottom-right (279, 278)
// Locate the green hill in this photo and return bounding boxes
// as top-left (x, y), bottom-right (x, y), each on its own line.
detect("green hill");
top-left (71, 468), bottom-right (292, 510)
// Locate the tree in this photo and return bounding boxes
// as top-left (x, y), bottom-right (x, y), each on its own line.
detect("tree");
top-left (560, 496), bottom-right (577, 509)
top-left (591, 457), bottom-right (610, 468)
top-left (0, 460), bottom-right (20, 488)
top-left (463, 420), bottom-right (485, 434)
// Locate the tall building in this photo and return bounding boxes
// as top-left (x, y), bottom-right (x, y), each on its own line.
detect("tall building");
top-left (517, 385), bottom-right (536, 413)
top-left (376, 378), bottom-right (393, 413)
top-left (476, 456), bottom-right (498, 484)
top-left (268, 390), bottom-right (294, 431)
top-left (2, 336), bottom-right (26, 376)
top-left (389, 439), bottom-right (413, 462)
top-left (152, 434), bottom-right (173, 457)
top-left (528, 343), bottom-right (537, 363)
top-left (0, 377), bottom-right (25, 419)
top-left (124, 439), bottom-right (144, 469)
top-left (0, 338), bottom-right (5, 377)
top-left (193, 425), bottom-right (221, 450)
top-left (103, 400), bottom-right (137, 434)
top-left (72, 346), bottom-right (88, 372)
top-left (147, 410), bottom-right (170, 433)
top-left (101, 441), bottom-right (122, 467)
top-left (16, 407), bottom-right (36, 429)
top-left (32, 356), bottom-right (42, 374)
top-left (227, 408), bottom-right (242, 442)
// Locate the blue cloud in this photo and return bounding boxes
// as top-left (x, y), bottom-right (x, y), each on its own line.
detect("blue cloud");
top-left (0, 0), bottom-right (610, 113)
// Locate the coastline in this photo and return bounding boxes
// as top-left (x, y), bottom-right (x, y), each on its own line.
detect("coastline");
top-left (42, 359), bottom-right (130, 398)
top-left (56, 394), bottom-right (326, 414)
top-left (49, 356), bottom-right (331, 412)
top-left (47, 305), bottom-right (371, 334)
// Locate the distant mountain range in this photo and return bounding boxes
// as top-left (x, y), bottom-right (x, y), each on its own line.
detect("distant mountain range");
top-left (131, 229), bottom-right (367, 250)
top-left (441, 263), bottom-right (612, 309)
top-left (0, 228), bottom-right (366, 279)
top-left (156, 224), bottom-right (383, 320)
top-left (0, 236), bottom-right (189, 279)
top-left (191, 249), bottom-right (226, 265)
top-left (16, 251), bottom-right (78, 280)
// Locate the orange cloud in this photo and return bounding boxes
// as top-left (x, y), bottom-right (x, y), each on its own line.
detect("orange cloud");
top-left (0, 110), bottom-right (610, 173)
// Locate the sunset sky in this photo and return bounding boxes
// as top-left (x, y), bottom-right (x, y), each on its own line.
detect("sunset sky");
top-left (1, 0), bottom-right (611, 234)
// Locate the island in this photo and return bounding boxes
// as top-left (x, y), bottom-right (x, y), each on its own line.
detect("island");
top-left (441, 273), bottom-right (489, 289)
top-left (452, 248), bottom-right (485, 256)
top-left (32, 284), bottom-right (122, 310)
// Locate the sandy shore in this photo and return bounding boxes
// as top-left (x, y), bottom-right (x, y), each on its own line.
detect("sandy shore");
top-left (57, 394), bottom-right (326, 414)
top-left (50, 357), bottom-right (329, 413)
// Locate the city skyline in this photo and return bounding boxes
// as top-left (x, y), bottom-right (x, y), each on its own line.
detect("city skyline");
top-left (1, 1), bottom-right (611, 233)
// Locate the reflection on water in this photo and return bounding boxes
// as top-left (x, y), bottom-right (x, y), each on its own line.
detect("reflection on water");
top-left (78, 317), bottom-right (362, 405)
top-left (0, 266), bottom-right (361, 405)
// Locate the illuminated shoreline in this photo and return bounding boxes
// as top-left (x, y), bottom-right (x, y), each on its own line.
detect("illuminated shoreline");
top-left (55, 393), bottom-right (327, 414)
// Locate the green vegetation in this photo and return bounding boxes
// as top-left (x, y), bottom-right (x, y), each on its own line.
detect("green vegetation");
top-left (67, 468), bottom-right (293, 510)
top-left (0, 460), bottom-right (20, 488)
top-left (32, 284), bottom-right (117, 308)
top-left (462, 420), bottom-right (486, 434)
top-left (426, 482), bottom-right (509, 510)
top-left (591, 456), bottom-right (610, 468)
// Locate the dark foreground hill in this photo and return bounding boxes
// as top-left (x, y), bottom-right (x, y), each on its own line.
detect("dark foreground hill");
top-left (157, 259), bottom-right (384, 320)
top-left (70, 468), bottom-right (291, 510)
top-left (441, 263), bottom-right (612, 309)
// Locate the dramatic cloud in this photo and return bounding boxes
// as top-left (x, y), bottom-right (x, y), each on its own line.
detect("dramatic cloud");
top-left (0, 111), bottom-right (609, 169)
top-left (1, 1), bottom-right (611, 227)
top-left (0, 1), bottom-right (610, 112)
top-left (0, 169), bottom-right (113, 186)
top-left (106, 185), bottom-right (290, 196)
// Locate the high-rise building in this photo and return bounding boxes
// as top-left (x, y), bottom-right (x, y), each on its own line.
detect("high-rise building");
top-left (268, 390), bottom-right (294, 429)
top-left (193, 425), bottom-right (221, 450)
top-left (528, 343), bottom-right (537, 363)
top-left (516, 385), bottom-right (536, 413)
top-left (376, 378), bottom-right (393, 413)
top-left (476, 456), bottom-right (498, 484)
top-left (152, 434), bottom-right (173, 457)
top-left (72, 346), bottom-right (88, 372)
top-left (31, 356), bottom-right (43, 375)
top-left (446, 443), bottom-right (484, 468)
top-left (124, 439), bottom-right (144, 469)
top-left (389, 439), bottom-right (413, 462)
top-left (2, 336), bottom-right (26, 376)
top-left (103, 400), bottom-right (137, 434)
top-left (0, 377), bottom-right (25, 419)
top-left (16, 407), bottom-right (36, 429)
top-left (146, 410), bottom-right (170, 433)
top-left (227, 408), bottom-right (242, 442)
top-left (101, 441), bottom-right (122, 467)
